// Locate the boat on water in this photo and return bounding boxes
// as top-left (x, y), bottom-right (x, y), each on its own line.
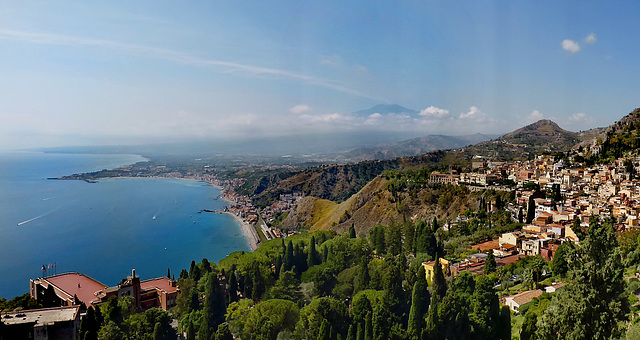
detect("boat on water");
top-left (152, 216), bottom-right (156, 220)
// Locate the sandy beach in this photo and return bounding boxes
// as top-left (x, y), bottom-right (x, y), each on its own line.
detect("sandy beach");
top-left (227, 212), bottom-right (259, 251)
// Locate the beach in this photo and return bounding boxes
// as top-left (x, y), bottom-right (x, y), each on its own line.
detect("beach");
top-left (227, 212), bottom-right (259, 251)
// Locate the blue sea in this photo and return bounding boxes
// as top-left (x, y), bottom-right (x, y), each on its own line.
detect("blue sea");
top-left (0, 151), bottom-right (250, 299)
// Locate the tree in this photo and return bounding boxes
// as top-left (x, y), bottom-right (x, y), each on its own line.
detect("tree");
top-left (520, 310), bottom-right (538, 340)
top-left (167, 268), bottom-right (171, 279)
top-left (350, 224), bottom-right (357, 238)
top-left (354, 256), bottom-right (370, 293)
top-left (407, 266), bottom-right (430, 339)
top-left (518, 207), bottom-right (524, 223)
top-left (215, 323), bottom-right (233, 340)
top-left (153, 322), bottom-right (162, 340)
top-left (318, 319), bottom-right (331, 340)
top-left (536, 218), bottom-right (630, 339)
top-left (484, 251), bottom-right (496, 274)
top-left (229, 270), bottom-right (238, 303)
top-left (97, 321), bottom-right (123, 340)
top-left (199, 273), bottom-right (226, 338)
top-left (308, 236), bottom-right (319, 268)
top-left (526, 197), bottom-right (536, 224)
top-left (432, 256), bottom-right (447, 298)
top-left (284, 241), bottom-right (294, 271)
top-left (551, 243), bottom-right (569, 277)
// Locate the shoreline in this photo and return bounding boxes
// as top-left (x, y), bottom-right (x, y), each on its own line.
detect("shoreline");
top-left (86, 175), bottom-right (261, 251)
top-left (225, 212), bottom-right (260, 251)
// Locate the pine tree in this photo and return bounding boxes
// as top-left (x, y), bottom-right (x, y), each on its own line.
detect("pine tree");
top-left (484, 251), bottom-right (496, 274)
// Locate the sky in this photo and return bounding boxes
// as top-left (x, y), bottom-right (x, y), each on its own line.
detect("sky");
top-left (1, 1), bottom-right (639, 149)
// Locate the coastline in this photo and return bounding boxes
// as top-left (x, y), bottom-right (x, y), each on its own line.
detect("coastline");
top-left (56, 171), bottom-right (262, 251)
top-left (226, 211), bottom-right (259, 251)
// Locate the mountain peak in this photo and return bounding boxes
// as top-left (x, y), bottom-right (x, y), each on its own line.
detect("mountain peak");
top-left (354, 104), bottom-right (418, 116)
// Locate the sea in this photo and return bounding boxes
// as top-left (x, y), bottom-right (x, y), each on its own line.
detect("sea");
top-left (0, 151), bottom-right (250, 299)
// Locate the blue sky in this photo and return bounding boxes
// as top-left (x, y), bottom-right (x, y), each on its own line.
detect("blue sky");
top-left (1, 1), bottom-right (639, 148)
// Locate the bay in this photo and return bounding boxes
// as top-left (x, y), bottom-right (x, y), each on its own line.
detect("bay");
top-left (0, 151), bottom-right (250, 299)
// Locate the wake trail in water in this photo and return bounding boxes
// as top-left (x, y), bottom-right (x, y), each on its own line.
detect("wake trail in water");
top-left (42, 197), bottom-right (56, 201)
top-left (17, 208), bottom-right (58, 226)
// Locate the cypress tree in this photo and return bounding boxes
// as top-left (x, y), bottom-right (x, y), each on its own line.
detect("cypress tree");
top-left (432, 217), bottom-right (439, 231)
top-left (284, 240), bottom-right (294, 271)
top-left (484, 251), bottom-right (496, 274)
top-left (518, 207), bottom-right (524, 223)
top-left (346, 324), bottom-right (355, 340)
top-left (354, 256), bottom-right (370, 292)
top-left (432, 256), bottom-right (447, 298)
top-left (526, 197), bottom-right (535, 224)
top-left (356, 322), bottom-right (364, 340)
top-left (308, 236), bottom-right (318, 267)
top-left (364, 312), bottom-right (373, 340)
top-left (350, 224), bottom-right (357, 238)
top-left (153, 322), bottom-right (162, 340)
top-left (407, 266), bottom-right (429, 339)
top-left (186, 320), bottom-right (195, 340)
top-left (228, 270), bottom-right (238, 303)
top-left (319, 319), bottom-right (331, 340)
top-left (167, 268), bottom-right (171, 279)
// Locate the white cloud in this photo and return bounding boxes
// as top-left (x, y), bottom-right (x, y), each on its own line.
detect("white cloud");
top-left (289, 105), bottom-right (312, 114)
top-left (369, 113), bottom-right (382, 119)
top-left (528, 110), bottom-right (544, 122)
top-left (356, 65), bottom-right (368, 72)
top-left (419, 106), bottom-right (450, 119)
top-left (459, 106), bottom-right (484, 120)
top-left (562, 39), bottom-right (581, 53)
top-left (585, 33), bottom-right (596, 44)
top-left (568, 112), bottom-right (590, 123)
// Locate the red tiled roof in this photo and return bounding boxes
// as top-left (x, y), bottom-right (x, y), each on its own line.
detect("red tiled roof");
top-left (140, 277), bottom-right (178, 294)
top-left (44, 273), bottom-right (107, 305)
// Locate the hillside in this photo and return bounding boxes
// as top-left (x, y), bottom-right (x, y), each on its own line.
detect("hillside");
top-left (461, 119), bottom-right (581, 160)
top-left (583, 108), bottom-right (640, 162)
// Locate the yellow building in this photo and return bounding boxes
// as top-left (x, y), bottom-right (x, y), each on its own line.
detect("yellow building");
top-left (422, 258), bottom-right (450, 283)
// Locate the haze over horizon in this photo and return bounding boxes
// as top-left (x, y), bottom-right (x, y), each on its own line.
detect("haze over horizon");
top-left (1, 1), bottom-right (639, 150)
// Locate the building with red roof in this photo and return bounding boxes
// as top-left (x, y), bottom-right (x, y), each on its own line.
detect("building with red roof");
top-left (30, 269), bottom-right (179, 311)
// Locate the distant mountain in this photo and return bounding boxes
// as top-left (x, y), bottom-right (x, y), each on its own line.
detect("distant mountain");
top-left (353, 104), bottom-right (418, 116)
top-left (339, 133), bottom-right (499, 161)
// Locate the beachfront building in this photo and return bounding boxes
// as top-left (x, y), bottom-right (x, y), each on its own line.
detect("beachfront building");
top-left (0, 305), bottom-right (81, 340)
top-left (30, 269), bottom-right (179, 311)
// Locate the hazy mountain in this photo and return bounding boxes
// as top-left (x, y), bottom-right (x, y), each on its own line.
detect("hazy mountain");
top-left (339, 133), bottom-right (500, 161)
top-left (353, 104), bottom-right (419, 116)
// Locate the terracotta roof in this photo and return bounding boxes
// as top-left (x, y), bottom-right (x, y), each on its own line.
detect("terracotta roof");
top-left (42, 273), bottom-right (107, 305)
top-left (140, 277), bottom-right (178, 294)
